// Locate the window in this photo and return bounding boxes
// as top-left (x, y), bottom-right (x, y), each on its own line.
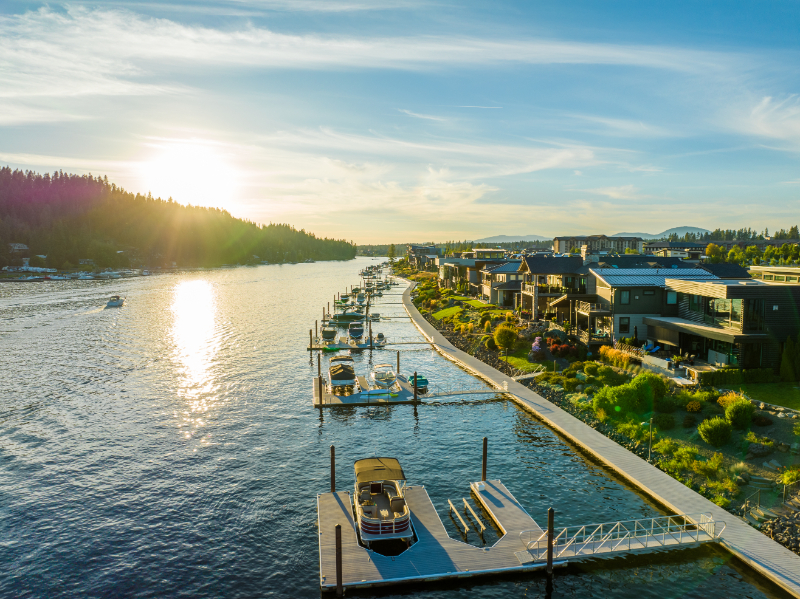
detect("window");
top-left (763, 274), bottom-right (774, 281)
top-left (744, 299), bottom-right (765, 331)
top-left (619, 317), bottom-right (630, 334)
top-left (666, 291), bottom-right (677, 305)
top-left (775, 275), bottom-right (786, 282)
top-left (689, 294), bottom-right (702, 312)
top-left (620, 290), bottom-right (630, 304)
top-left (789, 276), bottom-right (798, 283)
top-left (643, 290), bottom-right (655, 296)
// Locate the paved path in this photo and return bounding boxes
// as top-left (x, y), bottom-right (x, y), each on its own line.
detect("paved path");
top-left (400, 279), bottom-right (800, 598)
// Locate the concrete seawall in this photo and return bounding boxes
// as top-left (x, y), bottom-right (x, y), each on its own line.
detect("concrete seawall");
top-left (399, 278), bottom-right (800, 597)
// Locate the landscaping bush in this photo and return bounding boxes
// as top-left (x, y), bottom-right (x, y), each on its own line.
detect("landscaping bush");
top-left (779, 466), bottom-right (800, 486)
top-left (653, 413), bottom-right (676, 430)
top-left (682, 414), bottom-right (696, 428)
top-left (583, 385), bottom-right (597, 396)
top-left (725, 399), bottom-right (755, 429)
top-left (654, 394), bottom-right (679, 413)
top-left (584, 375), bottom-right (598, 386)
top-left (584, 362), bottom-right (599, 376)
top-left (484, 321), bottom-right (492, 333)
top-left (564, 378), bottom-right (581, 392)
top-left (698, 417), bottom-right (732, 446)
top-left (717, 392), bottom-right (743, 409)
top-left (598, 346), bottom-right (631, 369)
top-left (653, 438), bottom-right (679, 454)
top-left (485, 336), bottom-right (498, 351)
top-left (686, 401), bottom-right (702, 413)
top-left (628, 375), bottom-right (655, 411)
top-left (597, 366), bottom-right (627, 387)
top-left (593, 384), bottom-right (640, 416)
top-left (530, 337), bottom-right (545, 361)
top-left (634, 372), bottom-right (668, 402)
top-left (697, 367), bottom-right (774, 385)
top-left (616, 419), bottom-right (650, 442)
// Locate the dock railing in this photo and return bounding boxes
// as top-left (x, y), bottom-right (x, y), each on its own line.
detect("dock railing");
top-left (518, 513), bottom-right (725, 561)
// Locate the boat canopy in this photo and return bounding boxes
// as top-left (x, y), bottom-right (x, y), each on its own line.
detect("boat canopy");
top-left (354, 457), bottom-right (405, 484)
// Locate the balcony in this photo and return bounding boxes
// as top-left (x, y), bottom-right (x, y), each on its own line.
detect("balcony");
top-left (524, 284), bottom-right (587, 296)
top-left (577, 301), bottom-right (612, 316)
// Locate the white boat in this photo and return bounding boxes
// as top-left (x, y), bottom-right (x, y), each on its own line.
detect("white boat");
top-left (106, 295), bottom-right (125, 307)
top-left (371, 332), bottom-right (387, 348)
top-left (369, 363), bottom-right (397, 389)
top-left (78, 274), bottom-right (95, 280)
top-left (356, 292), bottom-right (366, 305)
top-left (328, 355), bottom-right (357, 393)
top-left (353, 457), bottom-right (412, 547)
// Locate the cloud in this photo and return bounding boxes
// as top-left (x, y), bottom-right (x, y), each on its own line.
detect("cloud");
top-left (738, 95), bottom-right (800, 147)
top-left (584, 185), bottom-right (650, 200)
top-left (567, 114), bottom-right (678, 138)
top-left (398, 109), bottom-right (447, 122)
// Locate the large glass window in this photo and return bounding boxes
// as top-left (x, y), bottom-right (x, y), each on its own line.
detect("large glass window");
top-left (620, 290), bottom-right (630, 304)
top-left (689, 294), bottom-right (702, 312)
top-left (666, 291), bottom-right (677, 305)
top-left (744, 298), bottom-right (765, 331)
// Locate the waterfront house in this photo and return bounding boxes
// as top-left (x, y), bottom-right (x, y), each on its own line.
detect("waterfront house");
top-left (517, 255), bottom-right (585, 319)
top-left (643, 279), bottom-right (800, 369)
top-left (480, 261), bottom-right (522, 306)
top-left (748, 265), bottom-right (800, 284)
top-left (406, 245), bottom-right (441, 269)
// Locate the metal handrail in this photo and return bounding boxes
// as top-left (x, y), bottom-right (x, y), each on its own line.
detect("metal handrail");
top-left (518, 513), bottom-right (724, 560)
top-left (448, 500), bottom-right (469, 533)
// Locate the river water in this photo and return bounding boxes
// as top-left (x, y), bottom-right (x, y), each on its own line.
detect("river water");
top-left (0, 257), bottom-right (789, 598)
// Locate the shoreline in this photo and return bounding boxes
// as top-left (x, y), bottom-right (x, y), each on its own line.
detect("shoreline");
top-left (397, 276), bottom-right (800, 598)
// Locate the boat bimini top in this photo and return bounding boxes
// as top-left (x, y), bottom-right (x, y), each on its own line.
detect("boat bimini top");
top-left (354, 457), bottom-right (405, 484)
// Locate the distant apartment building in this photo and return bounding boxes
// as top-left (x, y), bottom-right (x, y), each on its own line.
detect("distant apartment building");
top-left (552, 235), bottom-right (644, 254)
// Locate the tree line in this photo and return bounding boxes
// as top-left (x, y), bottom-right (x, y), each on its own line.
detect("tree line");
top-left (0, 167), bottom-right (356, 269)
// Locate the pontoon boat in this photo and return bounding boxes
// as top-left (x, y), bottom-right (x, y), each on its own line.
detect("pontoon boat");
top-left (353, 457), bottom-right (412, 547)
top-left (369, 363), bottom-right (397, 389)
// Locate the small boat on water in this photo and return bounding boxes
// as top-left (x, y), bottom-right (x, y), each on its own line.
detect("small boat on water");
top-left (106, 295), bottom-right (125, 307)
top-left (329, 309), bottom-right (364, 325)
top-left (356, 292), bottom-right (366, 305)
top-left (408, 373), bottom-right (429, 394)
top-left (369, 313), bottom-right (380, 321)
top-left (321, 324), bottom-right (337, 341)
top-left (328, 355), bottom-right (358, 393)
top-left (369, 363), bottom-right (397, 389)
top-left (353, 457), bottom-right (412, 547)
top-left (372, 332), bottom-right (387, 347)
top-left (348, 322), bottom-right (365, 341)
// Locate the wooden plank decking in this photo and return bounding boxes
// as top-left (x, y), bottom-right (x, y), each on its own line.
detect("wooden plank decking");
top-left (318, 481), bottom-right (559, 592)
top-left (399, 279), bottom-right (800, 598)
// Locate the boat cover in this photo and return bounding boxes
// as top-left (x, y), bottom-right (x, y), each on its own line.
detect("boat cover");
top-left (330, 364), bottom-right (355, 380)
top-left (354, 457), bottom-right (405, 483)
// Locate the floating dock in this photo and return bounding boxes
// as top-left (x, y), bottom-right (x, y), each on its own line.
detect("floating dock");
top-left (318, 479), bottom-right (723, 592)
top-left (313, 374), bottom-right (420, 407)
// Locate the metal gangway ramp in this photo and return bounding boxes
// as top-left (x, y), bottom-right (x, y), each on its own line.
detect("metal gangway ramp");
top-left (515, 513), bottom-right (726, 564)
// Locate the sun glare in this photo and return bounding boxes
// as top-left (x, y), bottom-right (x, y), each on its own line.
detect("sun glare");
top-left (141, 141), bottom-right (239, 211)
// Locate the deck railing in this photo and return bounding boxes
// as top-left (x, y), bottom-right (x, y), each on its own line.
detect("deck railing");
top-left (518, 513), bottom-right (725, 561)
top-left (576, 301), bottom-right (609, 314)
top-left (579, 330), bottom-right (612, 345)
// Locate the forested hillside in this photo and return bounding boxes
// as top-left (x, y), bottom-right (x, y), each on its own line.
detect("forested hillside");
top-left (0, 167), bottom-right (355, 268)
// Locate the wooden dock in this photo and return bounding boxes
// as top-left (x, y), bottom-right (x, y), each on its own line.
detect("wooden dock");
top-left (317, 480), bottom-right (561, 592)
top-left (313, 374), bottom-right (420, 407)
top-left (398, 278), bottom-right (800, 598)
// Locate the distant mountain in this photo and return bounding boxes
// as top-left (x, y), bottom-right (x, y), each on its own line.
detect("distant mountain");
top-left (471, 234), bottom-right (550, 243)
top-left (612, 226), bottom-right (711, 240)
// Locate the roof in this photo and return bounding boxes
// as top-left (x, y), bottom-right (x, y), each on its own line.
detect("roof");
top-left (644, 242), bottom-right (707, 249)
top-left (588, 255), bottom-right (687, 269)
top-left (591, 268), bottom-right (719, 288)
top-left (354, 457), bottom-right (406, 483)
top-left (483, 260), bottom-right (521, 273)
top-left (698, 263), bottom-right (751, 279)
top-left (520, 255), bottom-right (583, 274)
top-left (495, 280), bottom-right (523, 290)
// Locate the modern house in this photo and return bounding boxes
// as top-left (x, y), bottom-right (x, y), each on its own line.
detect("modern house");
top-left (643, 241), bottom-right (706, 259)
top-left (406, 245), bottom-right (441, 270)
top-left (480, 261), bottom-right (522, 306)
top-left (748, 265), bottom-right (800, 284)
top-left (575, 268), bottom-right (721, 346)
top-left (517, 255), bottom-right (586, 319)
top-left (643, 279), bottom-right (800, 369)
top-left (553, 235), bottom-right (644, 254)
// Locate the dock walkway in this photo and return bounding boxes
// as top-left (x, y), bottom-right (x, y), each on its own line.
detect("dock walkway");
top-left (399, 278), bottom-right (800, 598)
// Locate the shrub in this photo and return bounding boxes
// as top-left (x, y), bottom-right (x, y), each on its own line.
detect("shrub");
top-left (653, 413), bottom-right (676, 430)
top-left (597, 366), bottom-right (627, 387)
top-left (484, 320), bottom-right (492, 333)
top-left (584, 375), bottom-right (598, 386)
top-left (654, 394), bottom-right (679, 413)
top-left (564, 378), bottom-right (581, 392)
top-left (744, 431), bottom-right (774, 448)
top-left (485, 336), bottom-right (498, 351)
top-left (698, 417), bottom-right (732, 446)
top-left (494, 324), bottom-right (518, 356)
top-left (583, 385), bottom-right (597, 396)
top-left (682, 414), bottom-right (697, 428)
top-left (779, 466), bottom-right (800, 485)
top-left (468, 322), bottom-right (474, 334)
top-left (729, 461), bottom-right (751, 476)
top-left (593, 384), bottom-right (640, 415)
top-left (598, 346), bottom-right (632, 369)
top-left (616, 420), bottom-right (650, 442)
top-left (479, 312), bottom-right (492, 325)
top-left (691, 452), bottom-right (724, 478)
top-left (725, 399), bottom-right (755, 429)
top-left (653, 438), bottom-right (679, 454)
top-left (697, 368), bottom-right (774, 385)
top-left (686, 401), bottom-right (702, 413)
top-left (629, 375), bottom-right (655, 411)
top-left (584, 362), bottom-right (599, 376)
top-left (794, 421), bottom-right (800, 436)
top-left (717, 392), bottom-right (743, 409)
top-left (633, 372), bottom-right (668, 402)
top-left (505, 311), bottom-right (514, 322)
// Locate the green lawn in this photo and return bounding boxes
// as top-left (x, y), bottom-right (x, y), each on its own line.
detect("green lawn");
top-left (450, 295), bottom-right (471, 301)
top-left (735, 382), bottom-right (800, 410)
top-left (432, 306), bottom-right (463, 320)
top-left (465, 300), bottom-right (496, 309)
top-left (497, 342), bottom-right (556, 373)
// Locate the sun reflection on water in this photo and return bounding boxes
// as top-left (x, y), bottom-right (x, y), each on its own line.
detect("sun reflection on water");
top-left (171, 280), bottom-right (220, 431)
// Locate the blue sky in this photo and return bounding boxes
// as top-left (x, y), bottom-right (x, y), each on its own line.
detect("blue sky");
top-left (1, 1), bottom-right (799, 243)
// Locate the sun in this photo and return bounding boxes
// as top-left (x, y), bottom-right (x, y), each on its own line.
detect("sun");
top-left (140, 140), bottom-right (239, 211)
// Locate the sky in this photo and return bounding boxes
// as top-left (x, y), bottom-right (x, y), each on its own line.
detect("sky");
top-left (1, 1), bottom-right (799, 244)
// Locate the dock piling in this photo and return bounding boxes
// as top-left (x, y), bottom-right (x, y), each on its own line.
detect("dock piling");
top-left (413, 371), bottom-right (418, 401)
top-left (396, 351), bottom-right (400, 374)
top-left (482, 437), bottom-right (487, 481)
top-left (546, 507), bottom-right (554, 575)
top-left (330, 445), bottom-right (335, 492)
top-left (317, 353), bottom-right (321, 377)
top-left (316, 320), bottom-right (318, 338)
top-left (310, 329), bottom-right (313, 349)
top-left (335, 524), bottom-right (343, 597)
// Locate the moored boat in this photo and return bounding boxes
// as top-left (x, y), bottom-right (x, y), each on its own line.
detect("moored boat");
top-left (369, 363), bottom-right (397, 389)
top-left (348, 322), bottom-right (364, 341)
top-left (328, 355), bottom-right (357, 393)
top-left (408, 373), bottom-right (429, 394)
top-left (106, 295), bottom-right (125, 307)
top-left (353, 458), bottom-right (412, 547)
top-left (321, 324), bottom-right (337, 341)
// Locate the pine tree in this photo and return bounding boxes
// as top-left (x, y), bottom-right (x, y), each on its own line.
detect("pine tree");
top-left (780, 339), bottom-right (796, 382)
